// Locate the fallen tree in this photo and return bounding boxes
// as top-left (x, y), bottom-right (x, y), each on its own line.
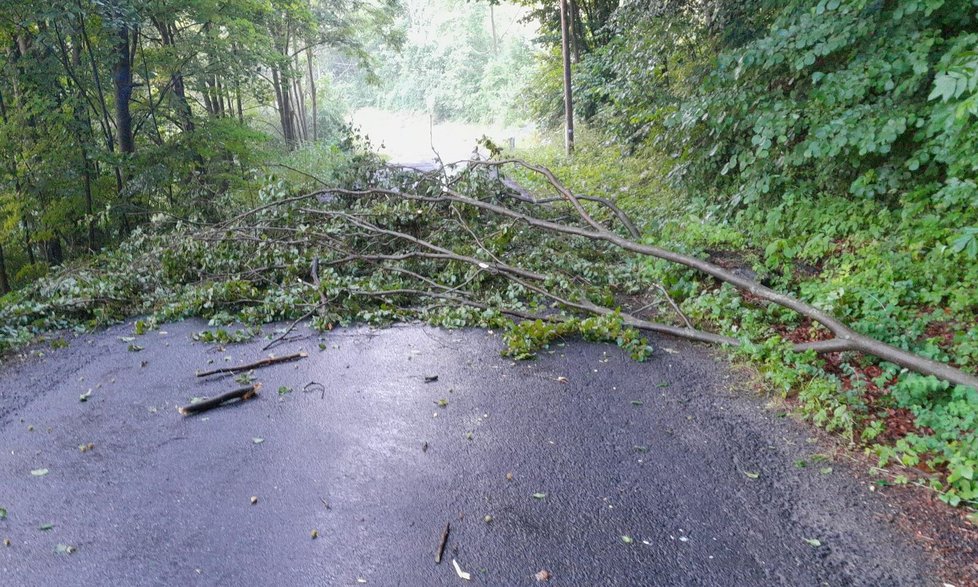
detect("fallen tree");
top-left (207, 158), bottom-right (977, 391)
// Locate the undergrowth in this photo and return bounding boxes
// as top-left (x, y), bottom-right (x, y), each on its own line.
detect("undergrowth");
top-left (515, 132), bottom-right (978, 508)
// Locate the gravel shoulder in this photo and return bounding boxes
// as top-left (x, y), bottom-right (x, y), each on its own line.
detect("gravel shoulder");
top-left (0, 319), bottom-right (949, 585)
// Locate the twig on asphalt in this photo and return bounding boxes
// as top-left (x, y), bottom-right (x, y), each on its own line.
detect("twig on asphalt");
top-left (435, 522), bottom-right (451, 564)
top-left (195, 352), bottom-right (308, 377)
top-left (178, 384), bottom-right (261, 416)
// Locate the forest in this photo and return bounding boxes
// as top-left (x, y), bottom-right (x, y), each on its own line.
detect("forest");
top-left (1, 0), bottom-right (977, 514)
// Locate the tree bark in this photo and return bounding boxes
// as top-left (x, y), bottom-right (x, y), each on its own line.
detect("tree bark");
top-left (559, 0), bottom-right (575, 155)
top-left (306, 47), bottom-right (317, 141)
top-left (113, 26), bottom-right (135, 155)
top-left (0, 243), bottom-right (10, 294)
top-left (72, 38), bottom-right (97, 251)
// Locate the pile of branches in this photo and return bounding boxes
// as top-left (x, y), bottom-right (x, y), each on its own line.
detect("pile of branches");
top-left (197, 158), bottom-right (976, 390)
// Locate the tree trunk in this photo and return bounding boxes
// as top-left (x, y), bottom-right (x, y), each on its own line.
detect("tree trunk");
top-left (0, 243), bottom-right (10, 294)
top-left (153, 19), bottom-right (195, 132)
top-left (271, 66), bottom-right (296, 148)
top-left (292, 75), bottom-right (307, 142)
top-left (306, 47), bottom-right (317, 141)
top-left (569, 0), bottom-right (581, 63)
top-left (559, 0), bottom-right (575, 155)
top-left (44, 237), bottom-right (64, 266)
top-left (236, 83), bottom-right (244, 123)
top-left (21, 220), bottom-right (35, 265)
top-left (72, 36), bottom-right (97, 251)
top-left (113, 27), bottom-right (135, 155)
top-left (490, 6), bottom-right (498, 55)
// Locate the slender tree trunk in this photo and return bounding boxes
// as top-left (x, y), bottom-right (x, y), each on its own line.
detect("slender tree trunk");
top-left (569, 0), bottom-right (581, 63)
top-left (236, 83), bottom-right (243, 123)
top-left (113, 27), bottom-right (135, 154)
top-left (80, 11), bottom-right (126, 210)
top-left (489, 5), bottom-right (498, 55)
top-left (215, 76), bottom-right (227, 117)
top-left (153, 19), bottom-right (194, 132)
top-left (292, 75), bottom-right (307, 142)
top-left (22, 220), bottom-right (35, 265)
top-left (306, 47), bottom-right (317, 141)
top-left (72, 37), bottom-right (97, 251)
top-left (271, 66), bottom-right (296, 148)
top-left (559, 0), bottom-right (575, 155)
top-left (0, 243), bottom-right (10, 294)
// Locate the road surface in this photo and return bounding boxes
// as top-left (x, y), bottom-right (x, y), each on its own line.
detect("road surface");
top-left (0, 319), bottom-right (939, 585)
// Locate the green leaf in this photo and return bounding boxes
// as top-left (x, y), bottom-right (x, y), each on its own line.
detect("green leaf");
top-left (0, 507), bottom-right (7, 520)
top-left (630, 400), bottom-right (644, 406)
top-left (277, 386), bottom-right (292, 395)
top-left (803, 538), bottom-right (822, 547)
top-left (532, 492), bottom-right (547, 500)
top-left (621, 535), bottom-right (634, 544)
top-left (39, 523), bottom-right (54, 531)
top-left (31, 468), bottom-right (49, 477)
top-left (743, 471), bottom-right (760, 479)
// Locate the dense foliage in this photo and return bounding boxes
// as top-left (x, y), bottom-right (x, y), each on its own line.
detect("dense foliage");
top-left (515, 0), bottom-right (978, 506)
top-left (0, 0), bottom-right (400, 294)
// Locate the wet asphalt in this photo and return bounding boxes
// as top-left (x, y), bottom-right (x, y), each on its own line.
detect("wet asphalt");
top-left (0, 319), bottom-right (938, 586)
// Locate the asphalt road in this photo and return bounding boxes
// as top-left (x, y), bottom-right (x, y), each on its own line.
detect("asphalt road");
top-left (0, 320), bottom-right (938, 586)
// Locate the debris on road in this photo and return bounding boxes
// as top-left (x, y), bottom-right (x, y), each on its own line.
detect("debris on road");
top-left (195, 352), bottom-right (307, 377)
top-left (451, 559), bottom-right (471, 580)
top-left (178, 384), bottom-right (261, 416)
top-left (435, 522), bottom-right (451, 564)
top-left (535, 569), bottom-right (551, 582)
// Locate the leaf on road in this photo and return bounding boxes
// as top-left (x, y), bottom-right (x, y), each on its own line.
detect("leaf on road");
top-left (743, 471), bottom-right (760, 479)
top-left (630, 400), bottom-right (644, 406)
top-left (532, 492), bottom-right (547, 500)
top-left (252, 437), bottom-right (264, 444)
top-left (0, 507), bottom-right (7, 520)
top-left (55, 544), bottom-right (76, 555)
top-left (127, 343), bottom-right (144, 352)
top-left (804, 538), bottom-right (822, 547)
top-left (621, 535), bottom-right (634, 544)
top-left (31, 468), bottom-right (49, 477)
top-left (39, 523), bottom-right (54, 531)
top-left (535, 569), bottom-right (551, 582)
top-left (79, 389), bottom-right (92, 402)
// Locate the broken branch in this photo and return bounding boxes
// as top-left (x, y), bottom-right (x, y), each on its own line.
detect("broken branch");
top-left (195, 352), bottom-right (308, 377)
top-left (178, 384), bottom-right (261, 416)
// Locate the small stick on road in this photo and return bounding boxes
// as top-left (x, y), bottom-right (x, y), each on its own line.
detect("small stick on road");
top-left (435, 522), bottom-right (451, 564)
top-left (195, 352), bottom-right (308, 377)
top-left (178, 384), bottom-right (261, 416)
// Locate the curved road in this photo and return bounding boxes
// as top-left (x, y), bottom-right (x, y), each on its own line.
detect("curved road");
top-left (0, 320), bottom-right (941, 585)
